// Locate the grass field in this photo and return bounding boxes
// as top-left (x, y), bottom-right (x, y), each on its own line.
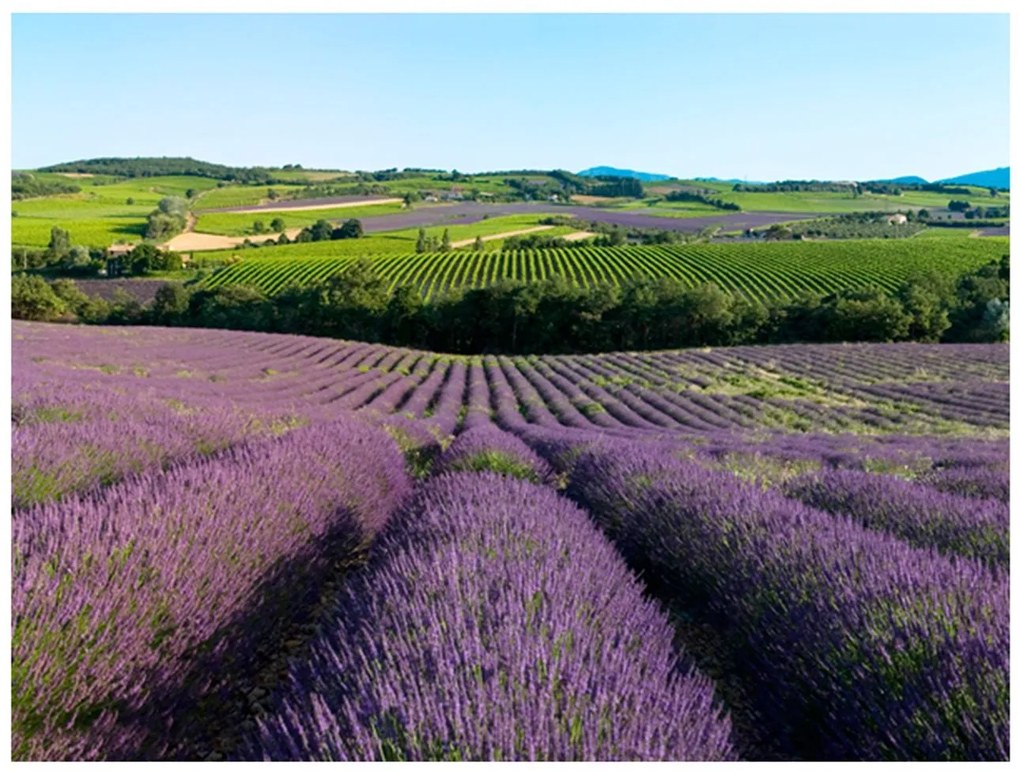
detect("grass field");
top-left (186, 214), bottom-right (585, 262)
top-left (198, 237), bottom-right (1008, 302)
top-left (713, 186), bottom-right (1006, 213)
top-left (193, 202), bottom-right (408, 235)
top-left (190, 184), bottom-right (312, 211)
top-left (11, 170), bottom-right (1009, 252)
top-left (12, 176), bottom-right (225, 248)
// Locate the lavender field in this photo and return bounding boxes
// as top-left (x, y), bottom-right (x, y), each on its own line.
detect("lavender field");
top-left (11, 320), bottom-right (1009, 761)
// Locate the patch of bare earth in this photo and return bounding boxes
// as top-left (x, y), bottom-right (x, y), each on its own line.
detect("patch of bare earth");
top-left (561, 231), bottom-right (595, 241)
top-left (570, 194), bottom-right (616, 205)
top-left (450, 226), bottom-right (553, 248)
top-left (228, 197), bottom-right (402, 214)
top-left (57, 172), bottom-right (94, 178)
top-left (162, 229), bottom-right (305, 252)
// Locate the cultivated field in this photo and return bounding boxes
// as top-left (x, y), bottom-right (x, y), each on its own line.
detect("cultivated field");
top-left (199, 237), bottom-right (1009, 301)
top-left (12, 321), bottom-right (1008, 761)
top-left (13, 169), bottom-right (1009, 255)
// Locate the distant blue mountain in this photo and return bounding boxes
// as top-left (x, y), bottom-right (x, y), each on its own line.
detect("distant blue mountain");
top-left (878, 175), bottom-right (929, 185)
top-left (577, 166), bottom-right (673, 182)
top-left (694, 176), bottom-right (765, 185)
top-left (936, 167), bottom-right (1009, 190)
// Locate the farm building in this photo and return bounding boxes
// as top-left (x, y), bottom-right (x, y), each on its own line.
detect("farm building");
top-left (886, 213), bottom-right (908, 225)
top-left (104, 243), bottom-right (135, 277)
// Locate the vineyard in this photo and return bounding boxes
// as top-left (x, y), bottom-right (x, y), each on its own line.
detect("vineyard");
top-left (12, 320), bottom-right (1008, 761)
top-left (199, 237), bottom-right (1008, 301)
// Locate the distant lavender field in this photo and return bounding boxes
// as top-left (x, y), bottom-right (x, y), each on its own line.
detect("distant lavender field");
top-left (12, 321), bottom-right (1008, 761)
top-left (210, 197), bottom-right (817, 233)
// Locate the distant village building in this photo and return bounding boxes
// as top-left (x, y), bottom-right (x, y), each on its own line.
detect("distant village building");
top-left (886, 213), bottom-right (908, 225)
top-left (104, 243), bottom-right (135, 277)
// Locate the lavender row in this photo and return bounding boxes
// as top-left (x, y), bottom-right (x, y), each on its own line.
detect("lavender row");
top-left (243, 473), bottom-right (735, 761)
top-left (11, 389), bottom-right (291, 509)
top-left (554, 438), bottom-right (1008, 760)
top-left (918, 464), bottom-right (1009, 503)
top-left (783, 468), bottom-right (1009, 568)
top-left (432, 424), bottom-right (556, 484)
top-left (13, 418), bottom-right (410, 761)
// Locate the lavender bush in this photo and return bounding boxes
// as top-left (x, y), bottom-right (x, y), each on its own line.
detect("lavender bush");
top-left (563, 440), bottom-right (1008, 760)
top-left (243, 473), bottom-right (735, 761)
top-left (783, 468), bottom-right (1009, 568)
top-left (13, 418), bottom-right (410, 761)
top-left (432, 424), bottom-right (556, 484)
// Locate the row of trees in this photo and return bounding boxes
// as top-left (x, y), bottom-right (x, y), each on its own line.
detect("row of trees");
top-left (664, 189), bottom-right (740, 210)
top-left (14, 256), bottom-right (1008, 354)
top-left (39, 157), bottom-right (278, 184)
top-left (12, 172), bottom-right (81, 200)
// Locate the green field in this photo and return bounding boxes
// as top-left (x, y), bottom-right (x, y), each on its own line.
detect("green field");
top-left (190, 184), bottom-right (311, 211)
top-left (11, 168), bottom-right (1009, 253)
top-left (716, 186), bottom-right (1006, 213)
top-left (12, 176), bottom-right (225, 248)
top-left (187, 214), bottom-right (586, 266)
top-left (199, 237), bottom-right (1008, 302)
top-left (193, 202), bottom-right (407, 236)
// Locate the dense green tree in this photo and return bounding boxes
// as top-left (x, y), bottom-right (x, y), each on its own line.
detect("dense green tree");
top-left (383, 285), bottom-right (426, 346)
top-left (416, 227), bottom-right (427, 253)
top-left (895, 270), bottom-right (954, 342)
top-left (822, 286), bottom-right (912, 342)
top-left (270, 217), bottom-right (286, 233)
top-left (441, 228), bottom-right (452, 251)
top-left (307, 219), bottom-right (333, 241)
top-left (151, 284), bottom-right (194, 324)
top-left (12, 275), bottom-right (68, 321)
top-left (61, 245), bottom-right (93, 271)
top-left (47, 226), bottom-right (72, 257)
top-left (332, 218), bottom-right (364, 239)
top-left (252, 220), bottom-right (265, 234)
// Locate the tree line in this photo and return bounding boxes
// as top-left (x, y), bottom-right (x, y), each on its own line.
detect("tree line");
top-left (13, 256), bottom-right (1008, 354)
top-left (39, 157), bottom-right (278, 184)
top-left (12, 172), bottom-right (81, 200)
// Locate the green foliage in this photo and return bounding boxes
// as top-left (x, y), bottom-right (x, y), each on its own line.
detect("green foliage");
top-left (446, 451), bottom-right (542, 482)
top-left (39, 256), bottom-right (1008, 357)
top-left (11, 275), bottom-right (67, 321)
top-left (39, 156), bottom-right (277, 183)
top-left (47, 226), bottom-right (71, 257)
top-left (944, 255), bottom-right (1010, 342)
top-left (332, 218), bottom-right (363, 240)
top-left (125, 244), bottom-right (180, 275)
top-left (199, 238), bottom-right (1006, 306)
top-left (12, 172), bottom-right (80, 200)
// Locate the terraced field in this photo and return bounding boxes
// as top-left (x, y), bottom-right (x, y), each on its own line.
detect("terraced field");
top-left (200, 237), bottom-right (1009, 301)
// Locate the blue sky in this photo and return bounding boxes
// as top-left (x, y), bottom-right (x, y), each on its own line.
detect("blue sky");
top-left (11, 13), bottom-right (1009, 180)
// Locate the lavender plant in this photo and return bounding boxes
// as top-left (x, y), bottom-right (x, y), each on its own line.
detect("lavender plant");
top-left (13, 418), bottom-right (410, 761)
top-left (783, 468), bottom-right (1009, 567)
top-left (243, 473), bottom-right (735, 761)
top-left (563, 440), bottom-right (1008, 760)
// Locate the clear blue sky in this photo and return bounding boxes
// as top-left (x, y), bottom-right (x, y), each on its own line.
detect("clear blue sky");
top-left (12, 13), bottom-right (1009, 181)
